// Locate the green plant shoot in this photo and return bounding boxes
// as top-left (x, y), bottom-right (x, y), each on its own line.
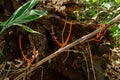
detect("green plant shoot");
top-left (0, 0), bottom-right (47, 34)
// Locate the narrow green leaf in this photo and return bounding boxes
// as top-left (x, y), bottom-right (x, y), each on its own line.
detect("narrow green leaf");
top-left (30, 0), bottom-right (40, 8)
top-left (2, 0), bottom-right (40, 27)
top-left (0, 2), bottom-right (32, 32)
top-left (0, 49), bottom-right (3, 57)
top-left (17, 15), bottom-right (40, 23)
top-left (11, 0), bottom-right (40, 21)
top-left (0, 0), bottom-right (41, 33)
top-left (15, 10), bottom-right (47, 23)
top-left (13, 1), bottom-right (31, 20)
top-left (14, 23), bottom-right (41, 34)
top-left (0, 25), bottom-right (10, 33)
top-left (2, 2), bottom-right (31, 28)
top-left (29, 10), bottom-right (47, 16)
top-left (0, 22), bottom-right (4, 26)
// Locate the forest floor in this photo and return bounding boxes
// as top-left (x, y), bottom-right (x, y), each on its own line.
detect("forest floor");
top-left (0, 0), bottom-right (120, 80)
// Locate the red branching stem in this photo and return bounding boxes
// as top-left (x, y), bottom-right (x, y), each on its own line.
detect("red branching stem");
top-left (90, 22), bottom-right (106, 42)
top-left (51, 21), bottom-right (72, 48)
top-left (19, 35), bottom-right (36, 68)
top-left (51, 26), bottom-right (63, 46)
top-left (96, 23), bottom-right (105, 38)
top-left (19, 35), bottom-right (31, 63)
top-left (61, 21), bottom-right (72, 47)
top-left (27, 47), bottom-right (36, 68)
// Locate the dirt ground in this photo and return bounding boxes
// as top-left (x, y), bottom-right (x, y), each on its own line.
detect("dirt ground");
top-left (0, 0), bottom-right (119, 80)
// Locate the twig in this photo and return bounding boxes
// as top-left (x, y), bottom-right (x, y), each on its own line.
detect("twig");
top-left (62, 18), bottom-right (67, 43)
top-left (86, 43), bottom-right (96, 80)
top-left (62, 51), bottom-right (70, 63)
top-left (5, 63), bottom-right (12, 78)
top-left (14, 14), bottom-right (120, 80)
top-left (0, 62), bottom-right (7, 79)
top-left (84, 53), bottom-right (90, 80)
top-left (41, 67), bottom-right (43, 80)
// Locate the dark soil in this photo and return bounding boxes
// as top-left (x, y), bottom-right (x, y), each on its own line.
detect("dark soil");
top-left (0, 0), bottom-right (113, 80)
